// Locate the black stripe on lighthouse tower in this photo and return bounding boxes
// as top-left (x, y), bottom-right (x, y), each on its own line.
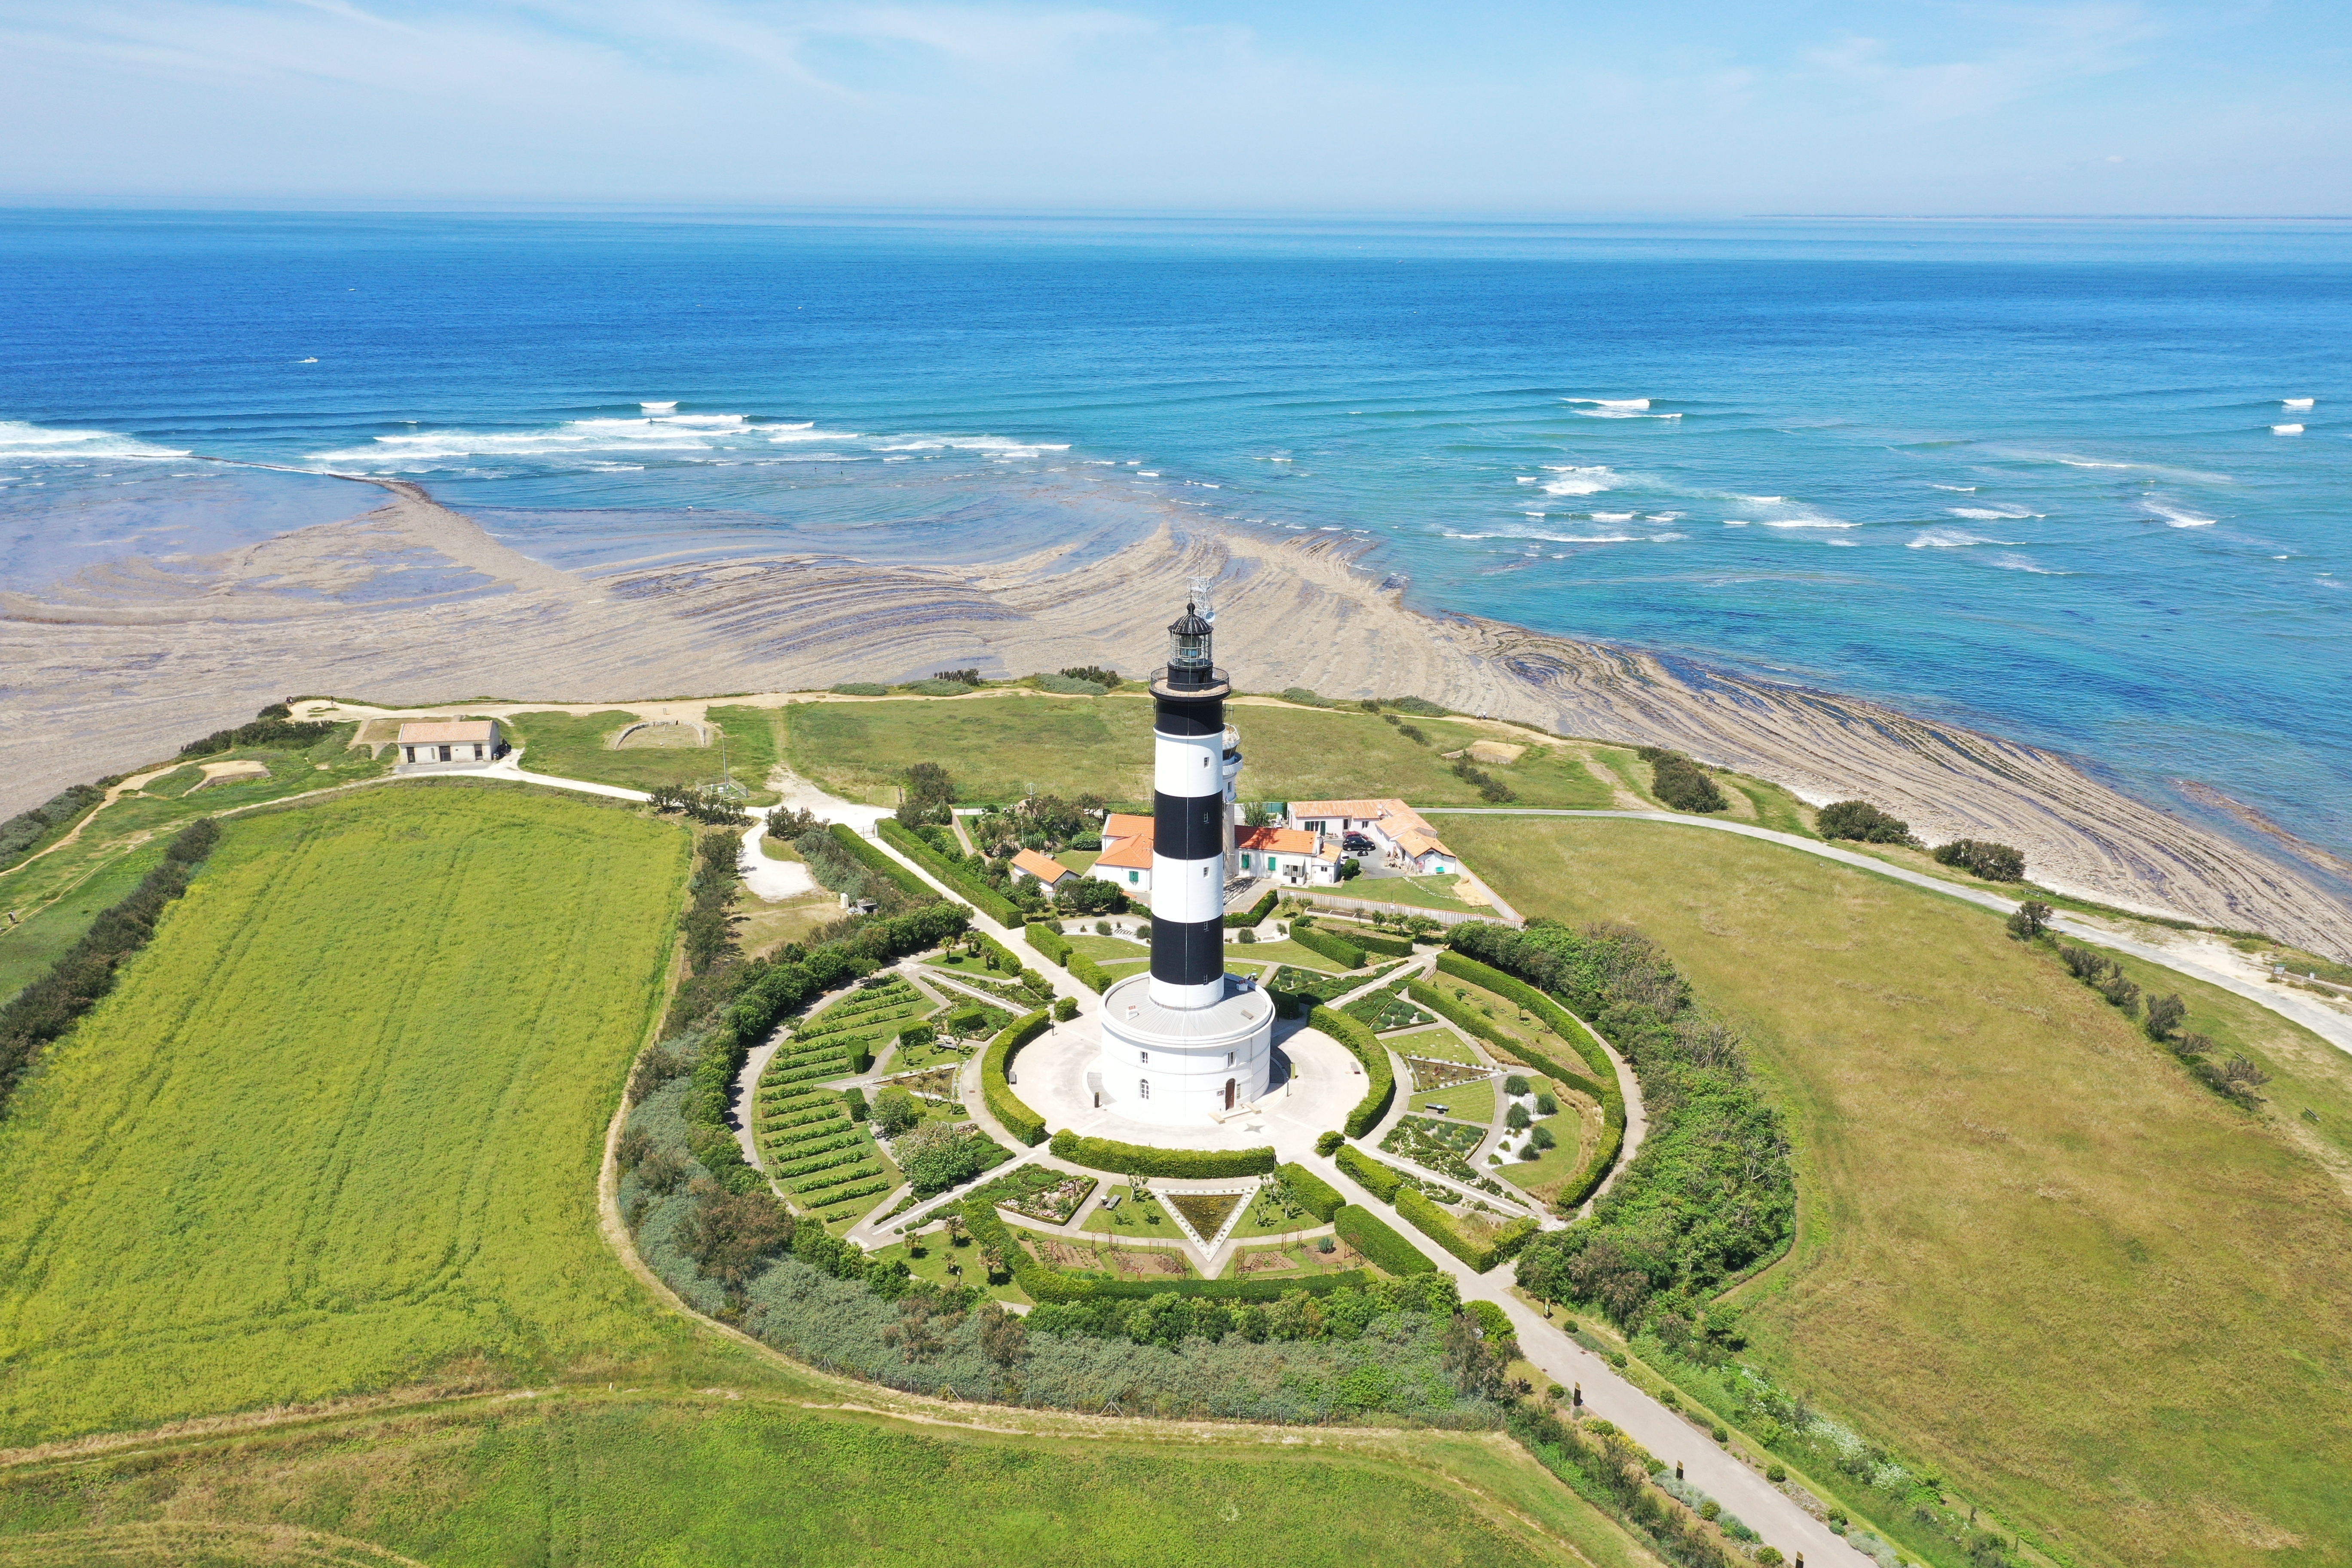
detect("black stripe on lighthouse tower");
top-left (1150, 685), bottom-right (1225, 993)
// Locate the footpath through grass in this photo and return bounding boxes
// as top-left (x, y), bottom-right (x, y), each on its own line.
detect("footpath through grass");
top-left (0, 783), bottom-right (692, 1445)
top-left (1449, 814), bottom-right (2352, 1568)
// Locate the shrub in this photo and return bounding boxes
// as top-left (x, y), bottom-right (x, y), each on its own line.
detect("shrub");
top-left (2144, 992), bottom-right (2187, 1040)
top-left (901, 678), bottom-right (977, 696)
top-left (1816, 799), bottom-right (1916, 844)
top-left (1276, 1161), bottom-right (1345, 1221)
top-left (1025, 921), bottom-right (1072, 965)
top-left (879, 818), bottom-right (1020, 925)
top-left (1333, 1205), bottom-right (1436, 1276)
top-left (1396, 1189), bottom-right (1537, 1272)
top-left (1033, 672), bottom-right (1109, 695)
top-left (1934, 838), bottom-right (2026, 881)
top-left (1312, 1005), bottom-right (1394, 1137)
top-left (824, 822), bottom-right (940, 905)
top-left (873, 1087), bottom-right (922, 1136)
top-left (1280, 687), bottom-right (1332, 707)
top-left (1504, 1073), bottom-right (1532, 1097)
top-left (2007, 899), bottom-right (2053, 940)
top-left (829, 682), bottom-right (891, 696)
top-left (1635, 747), bottom-right (1727, 814)
top-left (1315, 1130), bottom-right (1346, 1157)
top-left (1052, 995), bottom-right (1078, 1022)
top-left (1048, 1131), bottom-right (1275, 1178)
top-left (896, 1121), bottom-right (1011, 1196)
top-left (1068, 952), bottom-right (1112, 994)
top-left (1507, 1102), bottom-right (1531, 1131)
top-left (843, 1087), bottom-right (868, 1122)
top-left (0, 781), bottom-right (106, 869)
top-left (1223, 887), bottom-right (1278, 928)
top-left (981, 1010), bottom-right (1052, 1145)
top-left (1290, 924), bottom-right (1367, 970)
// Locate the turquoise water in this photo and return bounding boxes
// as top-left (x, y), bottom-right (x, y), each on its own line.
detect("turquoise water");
top-left (0, 211), bottom-right (2344, 862)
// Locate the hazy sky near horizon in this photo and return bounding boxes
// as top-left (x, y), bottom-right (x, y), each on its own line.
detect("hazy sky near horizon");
top-left (2, 0), bottom-right (2346, 213)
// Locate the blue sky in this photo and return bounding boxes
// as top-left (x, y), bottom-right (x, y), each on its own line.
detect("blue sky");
top-left (2, 0), bottom-right (2346, 212)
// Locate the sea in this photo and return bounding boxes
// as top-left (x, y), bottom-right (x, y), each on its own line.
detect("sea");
top-left (1, 210), bottom-right (2345, 867)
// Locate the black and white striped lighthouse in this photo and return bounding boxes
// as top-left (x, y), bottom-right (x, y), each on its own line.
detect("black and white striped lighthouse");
top-left (1148, 600), bottom-right (1231, 1009)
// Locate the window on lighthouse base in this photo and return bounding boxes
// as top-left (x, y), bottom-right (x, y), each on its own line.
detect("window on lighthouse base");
top-left (1139, 1079), bottom-right (1150, 1100)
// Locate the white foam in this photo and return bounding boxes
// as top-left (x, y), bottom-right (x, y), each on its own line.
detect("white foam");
top-left (1649, 532), bottom-right (1687, 541)
top-left (2143, 502), bottom-right (2216, 528)
top-left (1444, 527), bottom-right (1639, 545)
top-left (1989, 553), bottom-right (2068, 574)
top-left (1930, 484), bottom-right (1978, 493)
top-left (1646, 512), bottom-right (1683, 522)
top-left (1722, 519), bottom-right (1750, 527)
top-left (1822, 538), bottom-right (1859, 547)
top-left (1909, 527), bottom-right (2011, 549)
top-left (640, 401), bottom-right (678, 411)
top-left (2283, 398), bottom-right (2315, 410)
top-left (1734, 494), bottom-right (1784, 503)
top-left (1540, 464), bottom-right (1617, 496)
top-left (1568, 397), bottom-right (1649, 410)
top-left (1136, 471), bottom-right (1160, 477)
top-left (1761, 518), bottom-right (1858, 529)
top-left (2271, 423), bottom-right (2304, 435)
top-left (1516, 475), bottom-right (1538, 484)
top-left (1590, 512), bottom-right (1636, 521)
top-left (0, 420), bottom-right (190, 461)
top-left (1948, 505), bottom-right (2042, 520)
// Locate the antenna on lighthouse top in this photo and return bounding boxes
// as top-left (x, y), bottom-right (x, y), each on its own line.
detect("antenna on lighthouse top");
top-left (1187, 576), bottom-right (1216, 623)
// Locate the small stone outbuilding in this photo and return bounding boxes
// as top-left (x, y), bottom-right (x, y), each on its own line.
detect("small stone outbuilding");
top-left (396, 719), bottom-right (504, 771)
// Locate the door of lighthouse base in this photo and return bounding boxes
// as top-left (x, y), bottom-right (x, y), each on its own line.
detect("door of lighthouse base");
top-left (1225, 1078), bottom-right (1236, 1110)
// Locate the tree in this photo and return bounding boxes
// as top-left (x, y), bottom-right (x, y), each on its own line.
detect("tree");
top-left (882, 1294), bottom-right (965, 1363)
top-left (1507, 1102), bottom-right (1532, 1131)
top-left (2006, 900), bottom-right (2052, 940)
top-left (872, 1087), bottom-right (922, 1136)
top-left (1441, 1312), bottom-right (1510, 1400)
top-left (976, 1302), bottom-right (1029, 1366)
top-left (896, 1123), bottom-right (998, 1196)
top-left (898, 762), bottom-right (956, 827)
top-left (1057, 876), bottom-right (1124, 915)
top-left (2143, 992), bottom-right (2187, 1041)
top-left (1504, 1073), bottom-right (1531, 1096)
top-left (680, 1184), bottom-right (794, 1288)
top-left (1936, 838), bottom-right (2027, 881)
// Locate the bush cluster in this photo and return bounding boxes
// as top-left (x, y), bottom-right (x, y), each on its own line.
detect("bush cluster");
top-left (1816, 799), bottom-right (1917, 845)
top-left (0, 782), bottom-right (104, 869)
top-left (2056, 943), bottom-right (2270, 1106)
top-left (1276, 1161), bottom-right (1344, 1221)
top-left (1450, 921), bottom-right (1794, 1328)
top-left (179, 714), bottom-right (338, 757)
top-left (646, 784), bottom-right (749, 825)
top-left (878, 819), bottom-right (1022, 925)
top-left (0, 819), bottom-right (220, 1117)
top-left (1047, 1131), bottom-right (1276, 1178)
top-left (1450, 758), bottom-right (1515, 802)
top-left (1396, 1188), bottom-right (1537, 1273)
top-left (1636, 747), bottom-right (1728, 814)
top-left (1932, 838), bottom-right (2026, 881)
top-left (1289, 923), bottom-right (1367, 970)
top-left (1507, 1405), bottom-right (1751, 1568)
top-left (1027, 1273), bottom-right (1458, 1348)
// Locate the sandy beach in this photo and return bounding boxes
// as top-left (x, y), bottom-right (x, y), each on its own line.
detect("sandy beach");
top-left (5, 477), bottom-right (2347, 959)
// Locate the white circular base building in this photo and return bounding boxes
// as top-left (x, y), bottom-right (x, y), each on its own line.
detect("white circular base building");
top-left (1093, 971), bottom-right (1276, 1126)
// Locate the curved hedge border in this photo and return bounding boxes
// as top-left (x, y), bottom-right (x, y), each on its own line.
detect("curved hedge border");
top-left (1396, 1188), bottom-right (1538, 1274)
top-left (827, 822), bottom-right (941, 906)
top-left (1335, 1144), bottom-right (1403, 1202)
top-left (1427, 954), bottom-right (1627, 1208)
top-left (981, 1008), bottom-right (1053, 1146)
top-left (1276, 1161), bottom-right (1344, 1222)
top-left (1290, 924), bottom-right (1367, 971)
top-left (1047, 1130), bottom-right (1276, 1179)
top-left (877, 818), bottom-right (1021, 925)
top-left (1333, 1204), bottom-right (1435, 1276)
top-left (959, 1199), bottom-right (1373, 1303)
top-left (1311, 1004), bottom-right (1394, 1138)
top-left (1326, 925), bottom-right (1414, 959)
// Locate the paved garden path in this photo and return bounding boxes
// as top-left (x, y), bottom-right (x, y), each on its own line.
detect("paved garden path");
top-left (1427, 807), bottom-right (2352, 1057)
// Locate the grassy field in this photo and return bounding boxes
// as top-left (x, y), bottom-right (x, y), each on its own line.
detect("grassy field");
top-left (503, 706), bottom-right (783, 800)
top-left (1448, 813), bottom-right (2352, 1568)
top-left (0, 783), bottom-right (692, 1445)
top-left (0, 726), bottom-right (391, 1003)
top-left (1409, 1080), bottom-right (1494, 1124)
top-left (0, 1392), bottom-right (1657, 1568)
top-left (785, 694), bottom-right (1621, 809)
top-left (1494, 1078), bottom-right (1592, 1206)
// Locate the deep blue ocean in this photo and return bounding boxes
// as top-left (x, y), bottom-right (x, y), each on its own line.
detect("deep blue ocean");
top-left (1, 211), bottom-right (2345, 859)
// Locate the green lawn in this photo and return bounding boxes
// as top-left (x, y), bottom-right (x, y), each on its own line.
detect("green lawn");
top-left (1067, 933), bottom-right (1150, 962)
top-left (1409, 1079), bottom-right (1494, 1124)
top-left (503, 706), bottom-right (783, 801)
top-left (1494, 1081), bottom-right (1591, 1205)
top-left (1082, 1185), bottom-right (1178, 1237)
top-left (0, 1391), bottom-right (1646, 1568)
top-left (1321, 875), bottom-right (1477, 912)
top-left (1388, 1026), bottom-right (1478, 1065)
top-left (1236, 937), bottom-right (1347, 973)
top-left (785, 694), bottom-right (1625, 811)
top-left (1449, 813), bottom-right (2352, 1568)
top-left (0, 784), bottom-right (692, 1446)
top-left (0, 839), bottom-right (166, 1004)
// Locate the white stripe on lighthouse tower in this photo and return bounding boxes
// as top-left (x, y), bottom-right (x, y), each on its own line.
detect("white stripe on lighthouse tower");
top-left (1148, 600), bottom-right (1231, 1011)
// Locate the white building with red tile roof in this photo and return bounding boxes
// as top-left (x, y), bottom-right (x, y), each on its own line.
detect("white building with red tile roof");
top-left (1284, 797), bottom-right (1457, 875)
top-left (1090, 816), bottom-right (1157, 895)
top-left (1234, 824), bottom-right (1342, 885)
top-left (1009, 848), bottom-right (1076, 890)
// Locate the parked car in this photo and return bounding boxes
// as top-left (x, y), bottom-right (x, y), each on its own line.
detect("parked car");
top-left (1341, 832), bottom-right (1377, 853)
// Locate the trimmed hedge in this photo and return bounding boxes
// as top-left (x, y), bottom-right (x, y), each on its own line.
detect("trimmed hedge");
top-left (1068, 952), bottom-right (1113, 994)
top-left (1277, 1161), bottom-right (1344, 1222)
top-left (1311, 1004), bottom-right (1394, 1138)
top-left (1335, 1144), bottom-right (1404, 1203)
top-left (1325, 925), bottom-right (1414, 959)
top-left (1334, 1204), bottom-right (1436, 1277)
top-left (981, 1008), bottom-right (1053, 1146)
top-left (826, 822), bottom-right (941, 905)
top-left (878, 818), bottom-right (1022, 925)
top-left (959, 1200), bottom-right (1373, 1304)
top-left (1289, 924), bottom-right (1367, 971)
top-left (1025, 921), bottom-right (1072, 964)
top-left (1047, 1131), bottom-right (1277, 1178)
top-left (1428, 954), bottom-right (1626, 1208)
top-left (1396, 1188), bottom-right (1538, 1273)
top-left (1223, 887), bottom-right (1278, 928)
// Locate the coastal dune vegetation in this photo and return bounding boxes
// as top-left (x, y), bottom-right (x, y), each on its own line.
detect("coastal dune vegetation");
top-left (1448, 813), bottom-right (2352, 1568)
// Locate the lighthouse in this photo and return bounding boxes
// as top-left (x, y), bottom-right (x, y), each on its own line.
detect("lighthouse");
top-left (1091, 599), bottom-right (1276, 1124)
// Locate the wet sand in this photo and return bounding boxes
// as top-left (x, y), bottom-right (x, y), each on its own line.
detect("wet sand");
top-left (5, 478), bottom-right (2347, 959)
